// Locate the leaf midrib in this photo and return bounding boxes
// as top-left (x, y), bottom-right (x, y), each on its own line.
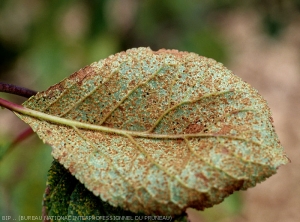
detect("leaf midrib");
top-left (14, 102), bottom-right (260, 148)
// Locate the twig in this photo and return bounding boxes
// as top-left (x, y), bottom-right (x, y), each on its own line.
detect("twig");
top-left (0, 127), bottom-right (34, 161)
top-left (10, 127), bottom-right (34, 147)
top-left (0, 82), bottom-right (37, 159)
top-left (0, 82), bottom-right (37, 98)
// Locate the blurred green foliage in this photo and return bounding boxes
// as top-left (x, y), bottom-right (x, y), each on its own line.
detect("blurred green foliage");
top-left (0, 0), bottom-right (298, 221)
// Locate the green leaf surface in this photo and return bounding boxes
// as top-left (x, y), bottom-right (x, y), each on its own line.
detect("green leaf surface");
top-left (14, 47), bottom-right (288, 215)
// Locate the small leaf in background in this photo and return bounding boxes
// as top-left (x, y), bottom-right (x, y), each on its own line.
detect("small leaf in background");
top-left (14, 47), bottom-right (288, 216)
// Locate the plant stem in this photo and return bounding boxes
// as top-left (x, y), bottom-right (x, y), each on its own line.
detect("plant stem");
top-left (1, 127), bottom-right (34, 159)
top-left (0, 83), bottom-right (36, 158)
top-left (10, 127), bottom-right (34, 147)
top-left (0, 82), bottom-right (37, 98)
top-left (0, 97), bottom-right (25, 112)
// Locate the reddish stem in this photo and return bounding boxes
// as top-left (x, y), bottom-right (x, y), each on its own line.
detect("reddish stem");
top-left (0, 97), bottom-right (25, 112)
top-left (0, 82), bottom-right (37, 98)
top-left (2, 127), bottom-right (35, 157)
top-left (0, 95), bottom-right (35, 157)
top-left (11, 127), bottom-right (34, 147)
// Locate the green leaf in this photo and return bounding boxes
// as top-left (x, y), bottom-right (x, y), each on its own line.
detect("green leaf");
top-left (14, 47), bottom-right (288, 215)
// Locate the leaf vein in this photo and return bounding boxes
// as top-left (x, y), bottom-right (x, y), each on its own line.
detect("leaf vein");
top-left (99, 67), bottom-right (164, 125)
top-left (125, 134), bottom-right (193, 190)
top-left (72, 126), bottom-right (169, 206)
top-left (59, 69), bottom-right (119, 117)
top-left (183, 137), bottom-right (246, 184)
top-left (15, 103), bottom-right (263, 148)
top-left (71, 126), bottom-right (134, 201)
top-left (146, 89), bottom-right (235, 133)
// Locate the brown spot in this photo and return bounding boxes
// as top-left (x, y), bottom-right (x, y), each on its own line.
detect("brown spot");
top-left (184, 192), bottom-right (211, 211)
top-left (195, 173), bottom-right (209, 182)
top-left (231, 109), bottom-right (240, 115)
top-left (72, 65), bottom-right (96, 86)
top-left (129, 80), bottom-right (136, 86)
top-left (69, 162), bottom-right (76, 174)
top-left (185, 123), bottom-right (205, 134)
top-left (176, 139), bottom-right (184, 144)
top-left (222, 147), bottom-right (229, 154)
top-left (102, 122), bottom-right (113, 128)
top-left (221, 179), bottom-right (245, 194)
top-left (217, 125), bottom-right (232, 134)
top-left (241, 98), bottom-right (250, 105)
top-left (220, 98), bottom-right (229, 105)
top-left (154, 48), bottom-right (190, 58)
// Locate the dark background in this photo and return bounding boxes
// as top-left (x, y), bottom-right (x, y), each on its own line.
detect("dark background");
top-left (0, 1), bottom-right (299, 221)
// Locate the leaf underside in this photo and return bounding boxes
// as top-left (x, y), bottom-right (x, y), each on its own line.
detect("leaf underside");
top-left (16, 47), bottom-right (288, 215)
